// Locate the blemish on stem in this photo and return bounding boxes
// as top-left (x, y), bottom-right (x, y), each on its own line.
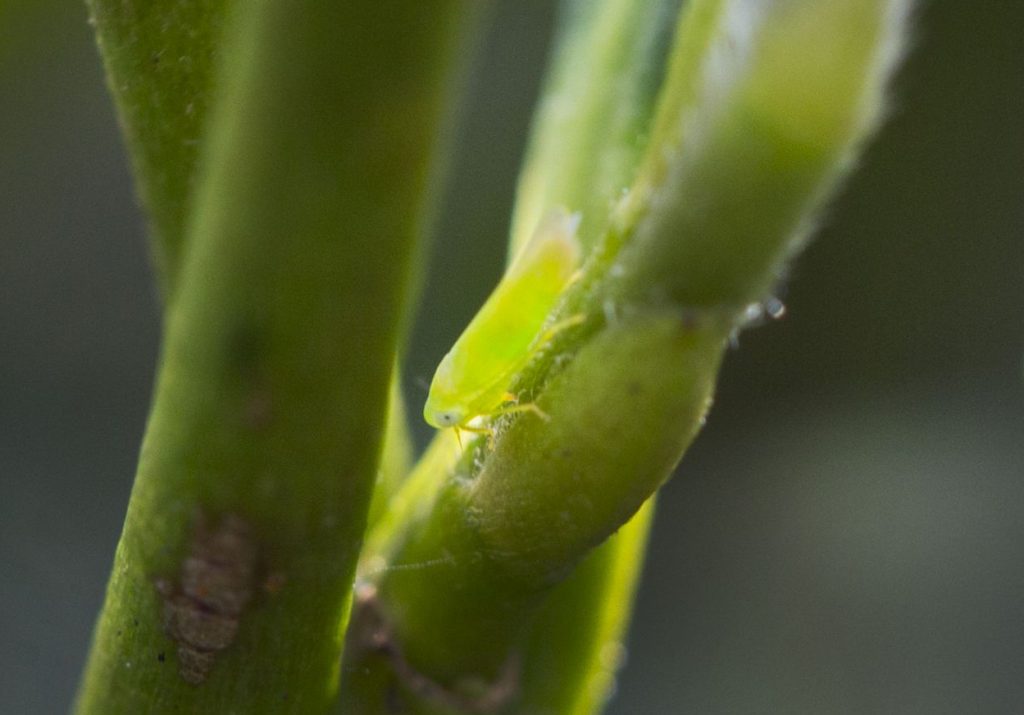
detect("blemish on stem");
top-left (350, 584), bottom-right (520, 713)
top-left (243, 390), bottom-right (273, 430)
top-left (156, 512), bottom-right (259, 685)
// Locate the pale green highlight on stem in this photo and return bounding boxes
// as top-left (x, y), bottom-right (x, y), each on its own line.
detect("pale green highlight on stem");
top-left (367, 377), bottom-right (416, 530)
top-left (360, 431), bottom-right (464, 572)
top-left (75, 1), bottom-right (478, 712)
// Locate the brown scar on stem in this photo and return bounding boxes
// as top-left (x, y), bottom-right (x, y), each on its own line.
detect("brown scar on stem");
top-left (262, 570), bottom-right (288, 595)
top-left (349, 584), bottom-right (520, 713)
top-left (243, 390), bottom-right (273, 430)
top-left (155, 511), bottom-right (260, 685)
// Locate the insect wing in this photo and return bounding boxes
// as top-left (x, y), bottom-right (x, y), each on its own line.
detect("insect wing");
top-left (424, 209), bottom-right (581, 425)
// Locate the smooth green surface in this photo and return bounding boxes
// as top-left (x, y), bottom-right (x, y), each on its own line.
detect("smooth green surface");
top-left (360, 430), bottom-right (464, 572)
top-left (75, 1), bottom-right (473, 712)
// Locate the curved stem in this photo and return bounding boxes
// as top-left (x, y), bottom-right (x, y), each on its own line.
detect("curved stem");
top-left (349, 2), bottom-right (915, 709)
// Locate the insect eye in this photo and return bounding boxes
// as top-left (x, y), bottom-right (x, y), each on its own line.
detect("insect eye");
top-left (440, 411), bottom-right (458, 426)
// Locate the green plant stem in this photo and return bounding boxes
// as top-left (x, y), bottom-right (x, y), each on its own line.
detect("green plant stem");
top-left (509, 0), bottom-right (681, 255)
top-left (502, 4), bottom-right (683, 707)
top-left (85, 0), bottom-right (232, 297)
top-left (86, 0), bottom-right (420, 533)
top-left (75, 1), bottom-right (476, 712)
top-left (341, 4), bottom-right (684, 709)
top-left (616, 0), bottom-right (912, 308)
top-left (516, 500), bottom-right (655, 715)
top-left (376, 313), bottom-right (726, 682)
top-left (366, 377), bottom-right (417, 530)
top-left (504, 4), bottom-right (681, 708)
top-left (351, 1), bottom-right (913, 707)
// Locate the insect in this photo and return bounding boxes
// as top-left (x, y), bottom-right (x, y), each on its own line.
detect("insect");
top-left (423, 208), bottom-right (584, 438)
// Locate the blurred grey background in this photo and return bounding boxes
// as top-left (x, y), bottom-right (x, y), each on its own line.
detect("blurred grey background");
top-left (1, 1), bottom-right (1022, 713)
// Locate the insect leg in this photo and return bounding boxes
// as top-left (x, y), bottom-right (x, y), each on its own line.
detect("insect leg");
top-left (532, 313), bottom-right (586, 350)
top-left (451, 422), bottom-right (495, 450)
top-left (496, 401), bottom-right (550, 422)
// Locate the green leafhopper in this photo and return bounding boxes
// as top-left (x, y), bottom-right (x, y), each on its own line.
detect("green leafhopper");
top-left (423, 209), bottom-right (583, 433)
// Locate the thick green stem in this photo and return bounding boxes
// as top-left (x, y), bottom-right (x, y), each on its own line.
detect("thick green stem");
top-left (342, 5), bottom-right (684, 710)
top-left (351, 1), bottom-right (914, 709)
top-left (86, 0), bottom-right (420, 524)
top-left (75, 1), bottom-right (475, 712)
top-left (616, 0), bottom-right (912, 307)
top-left (376, 313), bottom-right (726, 683)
